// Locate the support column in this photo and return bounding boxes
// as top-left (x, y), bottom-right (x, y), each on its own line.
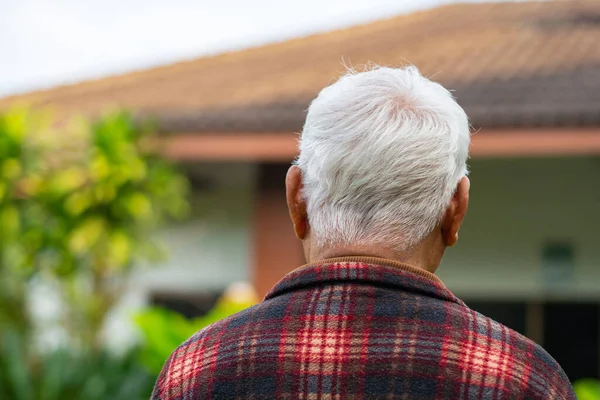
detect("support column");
top-left (252, 164), bottom-right (305, 298)
top-left (526, 301), bottom-right (544, 347)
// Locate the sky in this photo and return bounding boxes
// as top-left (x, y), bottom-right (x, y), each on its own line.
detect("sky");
top-left (0, 0), bottom-right (520, 97)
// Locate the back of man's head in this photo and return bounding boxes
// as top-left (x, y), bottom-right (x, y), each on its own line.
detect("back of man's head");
top-left (295, 65), bottom-right (470, 253)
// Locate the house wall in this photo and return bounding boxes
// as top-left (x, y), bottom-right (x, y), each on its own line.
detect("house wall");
top-left (438, 157), bottom-right (600, 300)
top-left (132, 156), bottom-right (600, 301)
top-left (134, 162), bottom-right (257, 293)
top-left (252, 164), bottom-right (306, 296)
top-left (245, 157), bottom-right (600, 300)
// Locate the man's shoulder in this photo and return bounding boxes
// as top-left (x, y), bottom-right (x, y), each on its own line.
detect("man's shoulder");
top-left (171, 301), bottom-right (262, 355)
top-left (463, 306), bottom-right (548, 361)
top-left (455, 306), bottom-right (575, 399)
top-left (151, 304), bottom-right (262, 399)
top-left (152, 288), bottom-right (575, 400)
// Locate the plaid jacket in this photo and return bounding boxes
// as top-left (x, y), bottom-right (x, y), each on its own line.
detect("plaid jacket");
top-left (152, 257), bottom-right (575, 399)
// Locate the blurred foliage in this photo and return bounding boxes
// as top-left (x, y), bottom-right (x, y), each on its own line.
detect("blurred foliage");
top-left (0, 107), bottom-right (189, 399)
top-left (574, 379), bottom-right (600, 400)
top-left (135, 283), bottom-right (258, 374)
top-left (0, 107), bottom-right (189, 348)
top-left (0, 329), bottom-right (154, 400)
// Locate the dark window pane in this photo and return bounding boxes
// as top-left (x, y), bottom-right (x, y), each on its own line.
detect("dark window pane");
top-left (151, 291), bottom-right (222, 319)
top-left (544, 302), bottom-right (599, 381)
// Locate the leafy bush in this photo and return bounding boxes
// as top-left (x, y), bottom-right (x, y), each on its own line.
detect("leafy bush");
top-left (0, 107), bottom-right (190, 398)
top-left (0, 107), bottom-right (189, 347)
top-left (0, 329), bottom-right (154, 400)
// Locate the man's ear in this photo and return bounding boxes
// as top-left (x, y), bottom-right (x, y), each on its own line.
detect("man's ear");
top-left (286, 166), bottom-right (309, 240)
top-left (442, 176), bottom-right (470, 247)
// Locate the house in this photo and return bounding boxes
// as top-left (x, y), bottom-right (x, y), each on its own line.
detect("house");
top-left (1, 0), bottom-right (599, 380)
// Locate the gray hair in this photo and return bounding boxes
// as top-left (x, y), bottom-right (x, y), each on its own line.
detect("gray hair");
top-left (296, 65), bottom-right (470, 252)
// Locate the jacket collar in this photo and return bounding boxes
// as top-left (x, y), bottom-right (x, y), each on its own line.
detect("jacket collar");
top-left (264, 256), bottom-right (465, 306)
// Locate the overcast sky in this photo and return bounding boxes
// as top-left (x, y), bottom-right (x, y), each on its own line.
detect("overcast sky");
top-left (0, 0), bottom-right (522, 97)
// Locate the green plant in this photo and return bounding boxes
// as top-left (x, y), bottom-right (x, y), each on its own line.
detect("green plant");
top-left (0, 329), bottom-right (154, 400)
top-left (0, 107), bottom-right (190, 398)
top-left (574, 378), bottom-right (600, 400)
top-left (0, 108), bottom-right (46, 336)
top-left (0, 107), bottom-right (189, 349)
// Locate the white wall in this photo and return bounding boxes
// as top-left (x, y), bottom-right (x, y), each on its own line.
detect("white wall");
top-left (438, 157), bottom-right (600, 301)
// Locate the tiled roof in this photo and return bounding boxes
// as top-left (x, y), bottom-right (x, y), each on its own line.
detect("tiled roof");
top-left (1, 0), bottom-right (600, 130)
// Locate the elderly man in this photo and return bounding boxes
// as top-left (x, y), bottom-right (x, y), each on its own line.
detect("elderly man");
top-left (152, 66), bottom-right (574, 399)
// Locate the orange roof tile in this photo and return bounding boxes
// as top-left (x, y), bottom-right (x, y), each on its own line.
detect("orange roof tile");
top-left (1, 0), bottom-right (599, 129)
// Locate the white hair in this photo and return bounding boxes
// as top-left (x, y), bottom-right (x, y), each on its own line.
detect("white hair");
top-left (296, 65), bottom-right (470, 252)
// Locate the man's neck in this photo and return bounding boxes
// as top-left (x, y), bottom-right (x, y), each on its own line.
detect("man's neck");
top-left (308, 244), bottom-right (442, 274)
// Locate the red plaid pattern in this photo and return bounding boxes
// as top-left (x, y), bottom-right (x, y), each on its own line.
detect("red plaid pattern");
top-left (152, 257), bottom-right (574, 399)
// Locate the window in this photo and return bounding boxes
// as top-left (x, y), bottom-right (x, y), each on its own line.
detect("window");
top-left (151, 290), bottom-right (223, 319)
top-left (541, 242), bottom-right (575, 288)
top-left (544, 302), bottom-right (599, 381)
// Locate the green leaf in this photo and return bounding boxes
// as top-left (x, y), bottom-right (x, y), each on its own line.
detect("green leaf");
top-left (574, 379), bottom-right (600, 400)
top-left (49, 168), bottom-right (87, 193)
top-left (125, 193), bottom-right (152, 220)
top-left (90, 155), bottom-right (111, 181)
top-left (0, 181), bottom-right (6, 201)
top-left (64, 190), bottom-right (93, 216)
top-left (67, 217), bottom-right (106, 254)
top-left (107, 230), bottom-right (132, 269)
top-left (0, 205), bottom-right (20, 238)
top-left (2, 107), bottom-right (27, 141)
top-left (1, 158), bottom-right (22, 179)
